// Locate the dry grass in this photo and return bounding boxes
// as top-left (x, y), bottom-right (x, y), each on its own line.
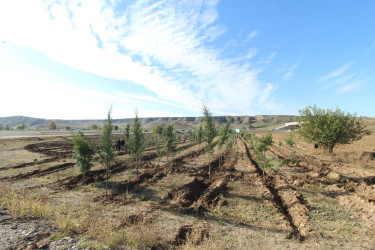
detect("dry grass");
top-left (0, 182), bottom-right (164, 248)
top-left (0, 183), bottom-right (51, 218)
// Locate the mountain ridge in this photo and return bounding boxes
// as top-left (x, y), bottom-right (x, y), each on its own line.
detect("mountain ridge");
top-left (0, 115), bottom-right (298, 129)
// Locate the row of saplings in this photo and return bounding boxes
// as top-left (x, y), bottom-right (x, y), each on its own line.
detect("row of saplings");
top-left (71, 105), bottom-right (236, 198)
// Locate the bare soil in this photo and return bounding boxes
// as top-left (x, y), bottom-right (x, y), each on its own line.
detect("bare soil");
top-left (1, 132), bottom-right (375, 248)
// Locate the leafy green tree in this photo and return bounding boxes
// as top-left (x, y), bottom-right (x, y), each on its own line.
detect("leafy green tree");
top-left (202, 105), bottom-right (217, 180)
top-left (72, 131), bottom-right (95, 178)
top-left (15, 123), bottom-right (26, 130)
top-left (295, 105), bottom-right (368, 153)
top-left (113, 125), bottom-right (119, 130)
top-left (152, 124), bottom-right (164, 137)
top-left (48, 120), bottom-right (57, 130)
top-left (163, 124), bottom-right (178, 162)
top-left (217, 118), bottom-right (232, 167)
top-left (129, 111), bottom-right (145, 187)
top-left (89, 124), bottom-right (98, 130)
top-left (99, 107), bottom-right (116, 198)
top-left (5, 123), bottom-right (10, 130)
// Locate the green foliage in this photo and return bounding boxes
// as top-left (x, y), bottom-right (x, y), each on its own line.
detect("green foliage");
top-left (281, 158), bottom-right (301, 166)
top-left (163, 124), bottom-right (178, 162)
top-left (99, 107), bottom-right (115, 197)
top-left (72, 131), bottom-right (95, 177)
top-left (202, 105), bottom-right (217, 179)
top-left (124, 123), bottom-right (131, 142)
top-left (89, 124), bottom-right (98, 130)
top-left (256, 131), bottom-right (273, 155)
top-left (218, 118), bottom-right (232, 150)
top-left (48, 120), bottom-right (57, 130)
top-left (197, 124), bottom-right (204, 145)
top-left (202, 105), bottom-right (217, 155)
top-left (278, 141), bottom-right (283, 148)
top-left (113, 125), bottom-right (119, 130)
top-left (152, 124), bottom-right (164, 137)
top-left (153, 135), bottom-right (164, 164)
top-left (129, 112), bottom-right (145, 186)
top-left (295, 105), bottom-right (368, 153)
top-left (284, 134), bottom-right (296, 147)
top-left (0, 123), bottom-right (3, 130)
top-left (225, 132), bottom-right (235, 152)
top-left (217, 119), bottom-right (233, 166)
top-left (248, 133), bottom-right (257, 150)
top-left (129, 112), bottom-right (145, 163)
top-left (254, 132), bottom-right (274, 178)
top-left (15, 123), bottom-right (26, 130)
top-left (152, 125), bottom-right (164, 164)
top-left (256, 153), bottom-right (274, 172)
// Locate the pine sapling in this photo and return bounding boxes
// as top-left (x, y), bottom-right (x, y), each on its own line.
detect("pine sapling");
top-left (99, 107), bottom-right (116, 198)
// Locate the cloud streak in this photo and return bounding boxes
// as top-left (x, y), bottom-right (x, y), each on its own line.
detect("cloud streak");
top-left (315, 61), bottom-right (354, 83)
top-left (0, 0), bottom-right (278, 116)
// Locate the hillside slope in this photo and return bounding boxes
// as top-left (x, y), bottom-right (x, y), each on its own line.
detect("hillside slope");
top-left (0, 115), bottom-right (297, 130)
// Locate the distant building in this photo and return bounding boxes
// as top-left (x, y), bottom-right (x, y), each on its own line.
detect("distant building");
top-left (273, 122), bottom-right (301, 131)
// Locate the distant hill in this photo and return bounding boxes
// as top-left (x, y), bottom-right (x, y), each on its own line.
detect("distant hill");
top-left (0, 115), bottom-right (298, 130)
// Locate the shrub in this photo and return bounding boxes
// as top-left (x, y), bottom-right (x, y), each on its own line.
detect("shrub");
top-left (72, 131), bottom-right (95, 178)
top-left (15, 123), bottom-right (26, 130)
top-left (295, 105), bottom-right (368, 153)
top-left (284, 134), bottom-right (295, 147)
top-left (48, 120), bottom-right (57, 130)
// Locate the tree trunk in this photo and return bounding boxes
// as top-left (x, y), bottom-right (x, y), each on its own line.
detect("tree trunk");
top-left (105, 171), bottom-right (108, 199)
top-left (329, 145), bottom-right (334, 154)
top-left (208, 154), bottom-right (211, 180)
top-left (136, 159), bottom-right (139, 188)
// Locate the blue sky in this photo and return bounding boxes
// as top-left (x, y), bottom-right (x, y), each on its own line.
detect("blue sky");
top-left (0, 0), bottom-right (374, 119)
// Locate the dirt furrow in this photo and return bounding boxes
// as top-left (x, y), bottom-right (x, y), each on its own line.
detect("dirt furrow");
top-left (239, 137), bottom-right (316, 241)
top-left (0, 157), bottom-right (62, 171)
top-left (0, 162), bottom-right (75, 181)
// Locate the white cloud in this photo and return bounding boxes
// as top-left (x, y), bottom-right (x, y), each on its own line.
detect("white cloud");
top-left (316, 61), bottom-right (354, 83)
top-left (245, 30), bottom-right (259, 42)
top-left (0, 0), bottom-right (278, 117)
top-left (283, 63), bottom-right (299, 79)
top-left (336, 80), bottom-right (365, 94)
top-left (245, 48), bottom-right (258, 59)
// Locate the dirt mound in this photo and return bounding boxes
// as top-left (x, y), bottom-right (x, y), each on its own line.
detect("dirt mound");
top-left (166, 177), bottom-right (208, 209)
top-left (356, 183), bottom-right (375, 202)
top-left (116, 210), bottom-right (157, 228)
top-left (271, 175), bottom-right (317, 240)
top-left (171, 223), bottom-right (209, 246)
top-left (360, 151), bottom-right (375, 161)
top-left (191, 179), bottom-right (228, 212)
top-left (57, 162), bottom-right (127, 190)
